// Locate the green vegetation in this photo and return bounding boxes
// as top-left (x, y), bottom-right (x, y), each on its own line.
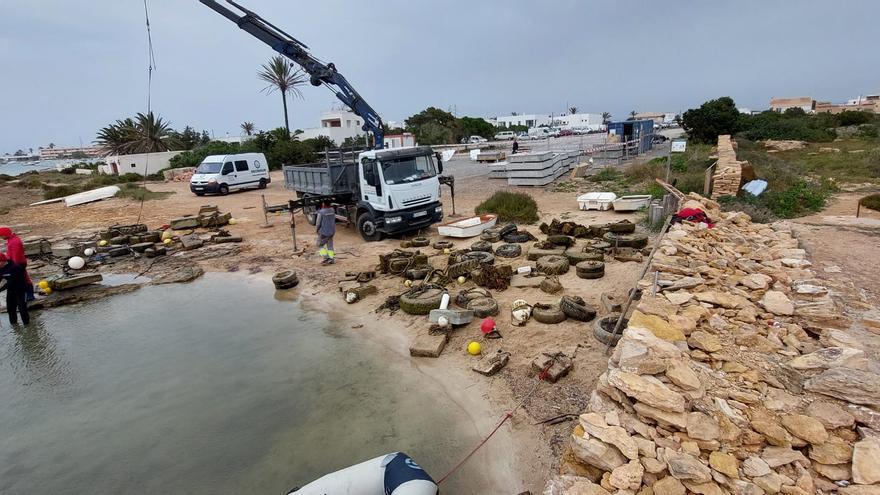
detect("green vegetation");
top-left (859, 193), bottom-right (880, 212)
top-left (95, 112), bottom-right (183, 155)
top-left (475, 191), bottom-right (539, 224)
top-left (404, 107), bottom-right (499, 144)
top-left (12, 170), bottom-right (172, 202)
top-left (681, 97), bottom-right (740, 143)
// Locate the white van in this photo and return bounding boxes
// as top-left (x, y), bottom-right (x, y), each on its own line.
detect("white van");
top-left (190, 153), bottom-right (271, 196)
top-left (494, 131), bottom-right (516, 140)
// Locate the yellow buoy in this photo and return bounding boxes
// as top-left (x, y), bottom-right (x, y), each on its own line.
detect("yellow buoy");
top-left (443, 248), bottom-right (450, 254)
top-left (42, 287), bottom-right (52, 295)
top-left (228, 218), bottom-right (238, 225)
top-left (161, 230), bottom-right (173, 241)
top-left (38, 280), bottom-right (50, 290)
top-left (163, 238), bottom-right (173, 245)
top-left (404, 279), bottom-right (413, 287)
top-left (98, 240), bottom-right (109, 247)
top-left (467, 341), bottom-right (481, 356)
top-left (457, 276), bottom-right (466, 284)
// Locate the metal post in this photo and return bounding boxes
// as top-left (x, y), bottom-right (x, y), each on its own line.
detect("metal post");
top-left (665, 141), bottom-right (672, 183)
top-left (289, 211), bottom-right (298, 251)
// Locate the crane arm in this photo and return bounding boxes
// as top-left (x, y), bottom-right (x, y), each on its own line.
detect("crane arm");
top-left (198, 0), bottom-right (385, 149)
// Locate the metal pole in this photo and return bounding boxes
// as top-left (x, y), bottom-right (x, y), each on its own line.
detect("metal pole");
top-left (665, 141), bottom-right (672, 183)
top-left (289, 211), bottom-right (298, 251)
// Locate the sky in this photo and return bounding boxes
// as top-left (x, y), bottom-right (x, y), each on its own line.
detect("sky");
top-left (1, 0), bottom-right (878, 153)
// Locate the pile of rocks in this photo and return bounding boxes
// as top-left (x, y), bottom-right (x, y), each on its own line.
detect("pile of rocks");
top-left (545, 194), bottom-right (880, 495)
top-left (711, 135), bottom-right (754, 199)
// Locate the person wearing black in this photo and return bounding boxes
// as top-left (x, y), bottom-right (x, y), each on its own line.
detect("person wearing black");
top-left (512, 138), bottom-right (519, 154)
top-left (0, 253), bottom-right (30, 325)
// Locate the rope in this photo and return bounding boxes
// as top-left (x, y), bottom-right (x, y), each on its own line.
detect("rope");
top-left (436, 362), bottom-right (553, 485)
top-left (136, 0), bottom-right (157, 225)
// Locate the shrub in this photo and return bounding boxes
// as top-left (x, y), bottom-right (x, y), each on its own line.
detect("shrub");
top-left (681, 96), bottom-right (741, 144)
top-left (475, 191), bottom-right (539, 224)
top-left (589, 167), bottom-right (625, 183)
top-left (857, 124), bottom-right (878, 138)
top-left (41, 184), bottom-right (80, 200)
top-left (860, 193), bottom-right (880, 212)
top-left (759, 179), bottom-right (834, 218)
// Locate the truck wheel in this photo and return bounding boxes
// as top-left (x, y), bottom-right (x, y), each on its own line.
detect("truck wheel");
top-left (357, 213), bottom-right (383, 242)
top-left (219, 184), bottom-right (229, 196)
top-left (195, 192), bottom-right (205, 197)
top-left (258, 178), bottom-right (268, 189)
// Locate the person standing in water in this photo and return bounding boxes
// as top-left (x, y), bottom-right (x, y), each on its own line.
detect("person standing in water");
top-left (0, 253), bottom-right (30, 325)
top-left (315, 201), bottom-right (336, 265)
top-left (0, 226), bottom-right (34, 301)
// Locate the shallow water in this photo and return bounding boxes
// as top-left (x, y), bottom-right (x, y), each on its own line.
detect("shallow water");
top-left (0, 274), bottom-right (492, 494)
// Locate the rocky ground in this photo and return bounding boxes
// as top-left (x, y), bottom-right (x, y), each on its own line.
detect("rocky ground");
top-left (545, 194), bottom-right (880, 495)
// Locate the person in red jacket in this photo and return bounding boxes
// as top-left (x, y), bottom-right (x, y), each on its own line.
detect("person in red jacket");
top-left (0, 253), bottom-right (30, 325)
top-left (0, 227), bottom-right (34, 301)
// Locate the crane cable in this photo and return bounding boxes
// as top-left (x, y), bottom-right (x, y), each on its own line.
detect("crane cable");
top-left (136, 0), bottom-right (157, 225)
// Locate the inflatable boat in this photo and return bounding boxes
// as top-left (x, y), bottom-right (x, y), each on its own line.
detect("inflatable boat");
top-left (289, 452), bottom-right (438, 495)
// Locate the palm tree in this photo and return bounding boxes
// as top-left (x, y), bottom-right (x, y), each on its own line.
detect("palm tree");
top-left (568, 106), bottom-right (578, 115)
top-left (258, 56), bottom-right (307, 135)
top-left (629, 110), bottom-right (637, 120)
top-left (241, 121), bottom-right (255, 136)
top-left (602, 112), bottom-right (611, 124)
top-left (48, 142), bottom-right (55, 149)
top-left (95, 113), bottom-right (181, 155)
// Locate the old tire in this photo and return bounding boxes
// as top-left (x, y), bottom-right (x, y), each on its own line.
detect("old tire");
top-left (503, 232), bottom-right (531, 244)
top-left (357, 213), bottom-right (383, 242)
top-left (537, 255), bottom-right (570, 275)
top-left (463, 250), bottom-right (495, 265)
top-left (411, 237), bottom-right (430, 247)
top-left (564, 248), bottom-right (604, 265)
top-left (399, 285), bottom-right (446, 315)
top-left (576, 260), bottom-right (606, 279)
top-left (272, 270), bottom-right (299, 290)
top-left (433, 240), bottom-right (453, 250)
top-left (471, 240), bottom-right (494, 253)
top-left (480, 231), bottom-right (501, 243)
top-left (495, 243), bottom-right (522, 258)
top-left (540, 276), bottom-right (563, 294)
top-left (467, 297), bottom-right (499, 317)
top-left (456, 287), bottom-right (492, 308)
top-left (546, 235), bottom-right (575, 247)
top-left (532, 303), bottom-right (567, 324)
top-left (560, 295), bottom-right (597, 322)
top-left (593, 314), bottom-right (627, 346)
top-left (405, 268), bottom-right (431, 280)
top-left (603, 232), bottom-right (648, 249)
top-left (497, 223), bottom-right (518, 236)
top-left (587, 241), bottom-right (612, 252)
top-left (608, 220), bottom-right (636, 234)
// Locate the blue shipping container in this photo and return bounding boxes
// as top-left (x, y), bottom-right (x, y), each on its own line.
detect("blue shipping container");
top-left (607, 119), bottom-right (655, 154)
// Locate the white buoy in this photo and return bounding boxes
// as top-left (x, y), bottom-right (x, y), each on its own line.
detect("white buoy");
top-left (83, 248), bottom-right (95, 257)
top-left (437, 315), bottom-right (449, 327)
top-left (68, 256), bottom-right (85, 270)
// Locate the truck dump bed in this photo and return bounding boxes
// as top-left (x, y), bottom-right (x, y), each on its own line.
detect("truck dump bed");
top-left (282, 161), bottom-right (358, 196)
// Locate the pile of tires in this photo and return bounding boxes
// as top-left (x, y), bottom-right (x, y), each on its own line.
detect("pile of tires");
top-left (532, 303), bottom-right (566, 324)
top-left (560, 295), bottom-right (597, 322)
top-left (593, 313), bottom-right (628, 346)
top-left (503, 231), bottom-right (532, 243)
top-left (432, 240), bottom-right (453, 250)
top-left (272, 270), bottom-right (299, 290)
top-left (399, 284), bottom-right (447, 315)
top-left (462, 250), bottom-right (495, 265)
top-left (537, 255), bottom-right (570, 275)
top-left (455, 287), bottom-right (491, 308)
top-left (564, 247), bottom-right (604, 265)
top-left (495, 243), bottom-right (522, 258)
top-left (575, 260), bottom-right (605, 279)
top-left (603, 232), bottom-right (649, 249)
top-left (455, 287), bottom-right (499, 317)
top-left (607, 220), bottom-right (636, 234)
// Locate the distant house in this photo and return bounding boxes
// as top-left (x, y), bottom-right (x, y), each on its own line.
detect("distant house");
top-left (384, 133), bottom-right (417, 149)
top-left (100, 150), bottom-right (183, 176)
top-left (298, 109), bottom-right (370, 145)
top-left (815, 95), bottom-right (879, 114)
top-left (39, 146), bottom-right (105, 160)
top-left (495, 114), bottom-right (552, 129)
top-left (769, 96), bottom-right (815, 113)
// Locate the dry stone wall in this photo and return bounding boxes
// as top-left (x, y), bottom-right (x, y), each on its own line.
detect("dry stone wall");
top-left (711, 135), bottom-right (747, 199)
top-left (545, 194), bottom-right (880, 495)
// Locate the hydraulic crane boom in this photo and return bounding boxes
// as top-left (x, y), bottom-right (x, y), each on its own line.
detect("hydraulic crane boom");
top-left (198, 0), bottom-right (385, 149)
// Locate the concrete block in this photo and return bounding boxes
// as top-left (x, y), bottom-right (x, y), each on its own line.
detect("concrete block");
top-left (51, 273), bottom-right (103, 290)
top-left (179, 234), bottom-right (203, 250)
top-left (130, 242), bottom-right (155, 253)
top-left (24, 239), bottom-right (51, 256)
top-left (531, 351), bottom-right (573, 382)
top-left (199, 211), bottom-right (231, 227)
top-left (170, 216), bottom-right (200, 230)
top-left (108, 246), bottom-right (130, 257)
top-left (144, 246), bottom-right (167, 258)
top-left (409, 331), bottom-right (448, 358)
top-left (210, 235), bottom-right (243, 243)
top-left (429, 308), bottom-right (474, 325)
top-left (473, 350), bottom-right (510, 376)
top-left (142, 231), bottom-right (162, 243)
top-left (510, 274), bottom-right (546, 288)
top-left (51, 243), bottom-right (83, 257)
top-left (198, 205), bottom-right (219, 215)
top-left (509, 151), bottom-right (554, 163)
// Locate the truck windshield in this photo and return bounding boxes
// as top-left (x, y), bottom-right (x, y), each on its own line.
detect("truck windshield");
top-left (380, 155), bottom-right (436, 184)
top-left (196, 162), bottom-right (222, 174)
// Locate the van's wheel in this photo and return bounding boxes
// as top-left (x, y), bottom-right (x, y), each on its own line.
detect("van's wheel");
top-left (195, 192), bottom-right (205, 196)
top-left (219, 184), bottom-right (229, 196)
top-left (258, 178), bottom-right (267, 189)
top-left (357, 213), bottom-right (383, 242)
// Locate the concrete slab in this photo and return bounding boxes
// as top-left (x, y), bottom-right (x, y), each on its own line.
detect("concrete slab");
top-left (52, 273), bottom-right (102, 290)
top-left (429, 308), bottom-right (474, 325)
top-left (509, 151), bottom-right (554, 163)
top-left (409, 331), bottom-right (448, 358)
top-left (179, 234), bottom-right (204, 250)
top-left (170, 216), bottom-right (200, 230)
top-left (472, 350), bottom-right (510, 376)
top-left (510, 274), bottom-right (546, 288)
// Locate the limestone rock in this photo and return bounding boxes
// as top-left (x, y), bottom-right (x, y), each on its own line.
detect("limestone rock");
top-left (665, 360), bottom-right (702, 391)
top-left (760, 290), bottom-right (794, 316)
top-left (579, 413), bottom-right (640, 461)
top-left (751, 420), bottom-right (792, 447)
top-left (781, 414), bottom-right (828, 445)
top-left (633, 402), bottom-right (688, 430)
top-left (787, 347), bottom-right (864, 370)
top-left (641, 456), bottom-right (666, 474)
top-left (694, 290), bottom-right (744, 309)
top-left (740, 273), bottom-right (772, 290)
top-left (742, 456), bottom-right (772, 477)
top-left (753, 472), bottom-right (785, 494)
top-left (812, 461), bottom-right (851, 481)
top-left (838, 486), bottom-right (880, 495)
top-left (610, 460), bottom-right (644, 490)
top-left (651, 476), bottom-right (685, 495)
top-left (571, 431), bottom-right (628, 471)
top-left (543, 474), bottom-right (612, 495)
top-left (682, 481), bottom-right (725, 495)
top-left (806, 401), bottom-right (855, 429)
top-left (852, 438), bottom-right (880, 485)
top-left (613, 326), bottom-right (683, 375)
top-left (665, 291), bottom-right (693, 306)
top-left (688, 330), bottom-right (722, 353)
top-left (730, 480), bottom-right (768, 495)
top-left (608, 370), bottom-right (686, 413)
top-left (809, 435), bottom-right (853, 464)
top-left (628, 310), bottom-right (686, 342)
top-left (687, 412), bottom-right (721, 441)
top-left (666, 451), bottom-right (712, 483)
top-left (709, 451), bottom-right (739, 478)
top-left (761, 446), bottom-right (808, 468)
top-left (805, 368), bottom-right (880, 406)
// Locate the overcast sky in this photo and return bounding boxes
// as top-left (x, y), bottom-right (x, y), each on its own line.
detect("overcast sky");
top-left (1, 0), bottom-right (878, 153)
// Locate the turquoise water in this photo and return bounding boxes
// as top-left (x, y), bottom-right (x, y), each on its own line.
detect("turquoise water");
top-left (0, 274), bottom-right (491, 494)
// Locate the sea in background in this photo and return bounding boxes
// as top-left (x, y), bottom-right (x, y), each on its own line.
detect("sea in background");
top-left (0, 158), bottom-right (100, 177)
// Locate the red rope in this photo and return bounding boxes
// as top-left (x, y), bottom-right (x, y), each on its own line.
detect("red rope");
top-left (436, 361), bottom-right (553, 485)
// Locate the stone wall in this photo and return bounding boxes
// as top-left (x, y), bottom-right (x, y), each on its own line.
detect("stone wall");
top-left (545, 194), bottom-right (879, 495)
top-left (711, 135), bottom-right (746, 199)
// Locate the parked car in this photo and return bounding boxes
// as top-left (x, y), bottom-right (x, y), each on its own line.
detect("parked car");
top-left (190, 153), bottom-right (270, 196)
top-left (516, 132), bottom-right (532, 141)
top-left (557, 129), bottom-right (575, 137)
top-left (652, 134), bottom-right (669, 144)
top-left (494, 131), bottom-right (516, 140)
top-left (461, 135), bottom-right (488, 144)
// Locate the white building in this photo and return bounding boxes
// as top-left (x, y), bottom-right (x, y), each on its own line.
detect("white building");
top-left (384, 133), bottom-right (417, 149)
top-left (298, 109), bottom-right (368, 145)
top-left (495, 114), bottom-right (553, 129)
top-left (100, 150), bottom-right (183, 176)
top-left (551, 113), bottom-right (604, 129)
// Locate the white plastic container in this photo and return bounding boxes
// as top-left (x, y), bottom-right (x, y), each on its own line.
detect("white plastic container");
top-left (577, 192), bottom-right (617, 211)
top-left (516, 266), bottom-right (532, 275)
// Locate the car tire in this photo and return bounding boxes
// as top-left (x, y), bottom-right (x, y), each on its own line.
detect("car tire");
top-left (467, 297), bottom-right (499, 318)
top-left (470, 240), bottom-right (494, 253)
top-left (495, 244), bottom-right (522, 258)
top-left (603, 232), bottom-right (649, 249)
top-left (546, 235), bottom-right (575, 247)
top-left (411, 237), bottom-right (430, 247)
top-left (462, 250), bottom-right (495, 265)
top-left (532, 303), bottom-right (567, 324)
top-left (537, 255), bottom-right (570, 275)
top-left (258, 178), bottom-right (268, 189)
top-left (357, 212), bottom-right (383, 242)
top-left (272, 270), bottom-right (299, 290)
top-left (564, 248), bottom-right (604, 265)
top-left (503, 232), bottom-right (531, 244)
top-left (480, 231), bottom-right (501, 243)
top-left (432, 240), bottom-right (453, 250)
top-left (455, 287), bottom-right (492, 308)
top-left (576, 260), bottom-right (606, 279)
top-left (195, 192), bottom-right (205, 196)
top-left (560, 295), bottom-right (597, 322)
top-left (593, 314), bottom-right (627, 346)
top-left (219, 184), bottom-right (229, 196)
top-left (608, 220), bottom-right (636, 234)
top-left (399, 285), bottom-right (446, 315)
